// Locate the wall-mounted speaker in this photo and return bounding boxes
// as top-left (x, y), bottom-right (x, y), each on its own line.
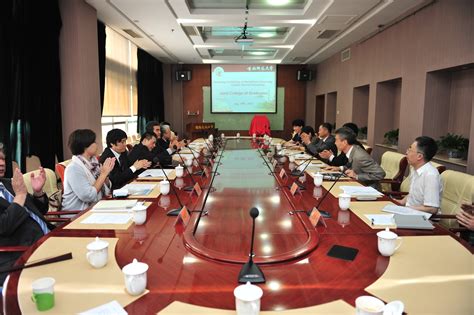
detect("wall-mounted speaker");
top-left (297, 69), bottom-right (313, 81)
top-left (176, 70), bottom-right (192, 81)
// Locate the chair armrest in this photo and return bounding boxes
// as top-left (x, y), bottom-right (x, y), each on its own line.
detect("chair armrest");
top-left (449, 227), bottom-right (470, 233)
top-left (380, 179), bottom-right (400, 184)
top-left (0, 246), bottom-right (29, 253)
top-left (431, 214), bottom-right (457, 219)
top-left (45, 218), bottom-right (71, 223)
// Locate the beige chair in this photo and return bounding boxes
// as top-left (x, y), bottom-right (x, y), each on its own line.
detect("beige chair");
top-left (438, 170), bottom-right (474, 229)
top-left (379, 151), bottom-right (408, 192)
top-left (398, 161), bottom-right (446, 193)
top-left (362, 144), bottom-right (373, 155)
top-left (26, 155), bottom-right (41, 173)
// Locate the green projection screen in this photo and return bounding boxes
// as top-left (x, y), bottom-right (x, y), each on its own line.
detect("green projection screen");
top-left (211, 64), bottom-right (277, 113)
top-left (203, 86), bottom-right (284, 131)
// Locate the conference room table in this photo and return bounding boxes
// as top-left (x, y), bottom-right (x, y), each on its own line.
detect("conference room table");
top-left (3, 137), bottom-right (473, 314)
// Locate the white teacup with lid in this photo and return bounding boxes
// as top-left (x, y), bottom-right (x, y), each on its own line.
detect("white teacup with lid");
top-left (160, 180), bottom-right (170, 196)
top-left (377, 228), bottom-right (402, 256)
top-left (86, 237), bottom-right (109, 269)
top-left (234, 281), bottom-right (263, 315)
top-left (175, 164), bottom-right (184, 178)
top-left (122, 258), bottom-right (149, 296)
top-left (313, 172), bottom-right (323, 187)
top-left (356, 296), bottom-right (385, 315)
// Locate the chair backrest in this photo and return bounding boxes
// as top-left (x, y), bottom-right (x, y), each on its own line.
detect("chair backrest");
top-left (23, 168), bottom-right (58, 196)
top-left (26, 155), bottom-right (41, 173)
top-left (380, 151), bottom-right (408, 191)
top-left (126, 143), bottom-right (134, 152)
top-left (400, 161), bottom-right (446, 193)
top-left (55, 159), bottom-right (72, 188)
top-left (439, 170), bottom-right (474, 229)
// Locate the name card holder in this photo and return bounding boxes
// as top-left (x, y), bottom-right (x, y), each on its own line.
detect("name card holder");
top-left (290, 182), bottom-right (302, 196)
top-left (203, 168), bottom-right (210, 178)
top-left (192, 182), bottom-right (202, 197)
top-left (175, 206), bottom-right (190, 227)
top-left (279, 169), bottom-right (287, 179)
top-left (272, 159), bottom-right (278, 168)
top-left (309, 207), bottom-right (327, 227)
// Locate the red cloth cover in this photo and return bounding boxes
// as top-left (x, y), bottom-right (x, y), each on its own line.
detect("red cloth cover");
top-left (249, 115), bottom-right (271, 136)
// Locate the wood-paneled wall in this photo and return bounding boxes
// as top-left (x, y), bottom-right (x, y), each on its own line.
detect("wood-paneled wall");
top-left (176, 64), bottom-right (307, 139)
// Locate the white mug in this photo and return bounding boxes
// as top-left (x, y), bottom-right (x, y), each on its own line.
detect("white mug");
top-left (377, 228), bottom-right (403, 256)
top-left (276, 143), bottom-right (282, 151)
top-left (355, 296), bottom-right (385, 315)
top-left (252, 133), bottom-right (256, 139)
top-left (160, 180), bottom-right (170, 196)
top-left (289, 155), bottom-right (296, 163)
top-left (234, 282), bottom-right (263, 315)
top-left (132, 205), bottom-right (147, 225)
top-left (175, 165), bottom-right (184, 178)
top-left (86, 237), bottom-right (109, 269)
top-left (221, 133), bottom-right (225, 139)
top-left (236, 132), bottom-right (241, 138)
top-left (313, 172), bottom-right (323, 187)
top-left (208, 134), bottom-right (214, 142)
top-left (122, 259), bottom-right (148, 296)
top-left (338, 193), bottom-right (351, 210)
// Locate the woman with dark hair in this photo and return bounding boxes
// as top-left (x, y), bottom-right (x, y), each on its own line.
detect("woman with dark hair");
top-left (284, 119), bottom-right (305, 147)
top-left (62, 129), bottom-right (115, 212)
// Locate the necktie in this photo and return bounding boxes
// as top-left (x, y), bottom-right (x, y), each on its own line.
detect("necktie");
top-left (0, 183), bottom-right (50, 235)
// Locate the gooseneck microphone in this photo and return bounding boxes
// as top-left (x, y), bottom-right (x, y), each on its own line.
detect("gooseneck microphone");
top-left (291, 156), bottom-right (315, 177)
top-left (238, 207), bottom-right (265, 284)
top-left (186, 143), bottom-right (211, 167)
top-left (154, 161), bottom-right (186, 216)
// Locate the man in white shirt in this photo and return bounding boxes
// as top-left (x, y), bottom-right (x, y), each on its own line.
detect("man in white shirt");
top-left (399, 136), bottom-right (443, 214)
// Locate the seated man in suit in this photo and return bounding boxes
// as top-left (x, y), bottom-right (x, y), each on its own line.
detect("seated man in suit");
top-left (319, 122), bottom-right (364, 166)
top-left (0, 160), bottom-right (54, 283)
top-left (157, 123), bottom-right (183, 156)
top-left (398, 136), bottom-right (443, 214)
top-left (304, 123), bottom-right (337, 158)
top-left (284, 119), bottom-right (304, 147)
top-left (146, 122), bottom-right (174, 166)
top-left (99, 129), bottom-right (151, 190)
top-left (129, 132), bottom-right (162, 168)
top-left (325, 127), bottom-right (385, 189)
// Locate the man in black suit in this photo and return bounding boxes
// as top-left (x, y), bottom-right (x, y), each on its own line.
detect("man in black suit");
top-left (0, 163), bottom-right (55, 283)
top-left (99, 129), bottom-right (151, 190)
top-left (128, 131), bottom-right (170, 168)
top-left (303, 123), bottom-right (337, 158)
top-left (319, 122), bottom-right (365, 166)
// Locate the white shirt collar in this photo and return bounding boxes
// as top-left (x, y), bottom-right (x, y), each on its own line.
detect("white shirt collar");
top-left (346, 145), bottom-right (354, 158)
top-left (110, 148), bottom-right (121, 162)
top-left (415, 162), bottom-right (431, 176)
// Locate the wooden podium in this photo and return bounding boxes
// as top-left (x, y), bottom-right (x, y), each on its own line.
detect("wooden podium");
top-left (186, 122), bottom-right (217, 139)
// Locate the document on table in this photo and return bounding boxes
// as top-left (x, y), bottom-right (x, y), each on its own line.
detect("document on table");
top-left (92, 200), bottom-right (137, 210)
top-left (138, 169), bottom-right (173, 178)
top-left (365, 214), bottom-right (395, 226)
top-left (121, 183), bottom-right (157, 196)
top-left (78, 300), bottom-right (127, 315)
top-left (81, 213), bottom-right (132, 225)
top-left (92, 201), bottom-right (145, 213)
top-left (293, 153), bottom-right (313, 160)
top-left (382, 204), bottom-right (432, 219)
top-left (340, 186), bottom-right (383, 197)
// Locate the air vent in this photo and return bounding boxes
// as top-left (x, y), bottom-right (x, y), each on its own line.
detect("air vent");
top-left (122, 29), bottom-right (142, 38)
top-left (341, 48), bottom-right (351, 62)
top-left (183, 26), bottom-right (199, 36)
top-left (316, 29), bottom-right (340, 39)
top-left (292, 57), bottom-right (307, 63)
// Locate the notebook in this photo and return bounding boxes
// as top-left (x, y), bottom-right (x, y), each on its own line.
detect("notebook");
top-left (393, 214), bottom-right (434, 230)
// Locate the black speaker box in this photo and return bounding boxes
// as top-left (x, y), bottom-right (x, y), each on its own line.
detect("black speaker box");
top-left (176, 70), bottom-right (192, 81)
top-left (297, 69), bottom-right (313, 81)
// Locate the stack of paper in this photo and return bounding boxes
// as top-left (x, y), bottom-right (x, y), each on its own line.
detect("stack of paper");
top-left (121, 183), bottom-right (156, 196)
top-left (138, 169), bottom-right (174, 179)
top-left (92, 200), bottom-right (137, 211)
top-left (92, 201), bottom-right (146, 213)
top-left (80, 213), bottom-right (132, 225)
top-left (382, 204), bottom-right (432, 219)
top-left (340, 186), bottom-right (383, 197)
top-left (365, 214), bottom-right (395, 226)
top-left (293, 153), bottom-right (313, 160)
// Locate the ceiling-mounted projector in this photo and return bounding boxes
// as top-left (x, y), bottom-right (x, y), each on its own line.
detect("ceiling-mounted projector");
top-left (235, 37), bottom-right (254, 46)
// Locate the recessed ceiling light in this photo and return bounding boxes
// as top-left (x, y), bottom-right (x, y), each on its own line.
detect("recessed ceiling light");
top-left (250, 51), bottom-right (268, 56)
top-left (257, 32), bottom-right (275, 38)
top-left (267, 0), bottom-right (290, 6)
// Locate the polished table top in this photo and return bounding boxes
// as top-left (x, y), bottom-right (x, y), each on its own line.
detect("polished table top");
top-left (4, 138), bottom-right (471, 314)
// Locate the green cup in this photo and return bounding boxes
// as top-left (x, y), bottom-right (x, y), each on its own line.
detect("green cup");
top-left (31, 277), bottom-right (55, 311)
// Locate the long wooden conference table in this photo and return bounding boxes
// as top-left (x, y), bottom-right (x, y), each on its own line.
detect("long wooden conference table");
top-left (3, 138), bottom-right (473, 314)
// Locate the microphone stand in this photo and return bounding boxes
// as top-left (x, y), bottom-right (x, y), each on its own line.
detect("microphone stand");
top-left (186, 144), bottom-right (211, 168)
top-left (291, 156), bottom-right (315, 177)
top-left (238, 207), bottom-right (265, 284)
top-left (174, 147), bottom-right (197, 192)
top-left (183, 144), bottom-right (206, 176)
top-left (155, 161), bottom-right (188, 216)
